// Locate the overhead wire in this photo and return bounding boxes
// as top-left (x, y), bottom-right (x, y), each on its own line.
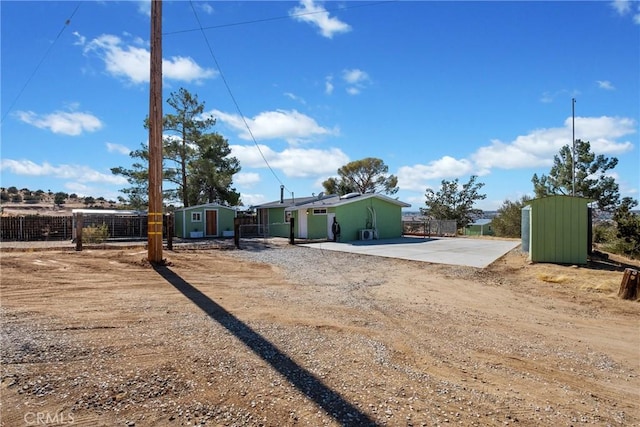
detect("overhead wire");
top-left (188, 1), bottom-right (293, 196)
top-left (184, 1), bottom-right (397, 199)
top-left (167, 1), bottom-right (396, 36)
top-left (1, 3), bottom-right (81, 124)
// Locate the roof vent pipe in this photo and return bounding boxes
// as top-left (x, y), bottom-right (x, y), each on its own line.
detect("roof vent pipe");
top-left (280, 185), bottom-right (284, 204)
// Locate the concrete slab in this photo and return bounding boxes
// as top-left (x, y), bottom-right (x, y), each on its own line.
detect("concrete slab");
top-left (299, 236), bottom-right (521, 268)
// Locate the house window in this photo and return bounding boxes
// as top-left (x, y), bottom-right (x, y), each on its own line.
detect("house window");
top-left (285, 211), bottom-right (292, 222)
top-left (312, 208), bottom-right (327, 215)
top-left (192, 212), bottom-right (202, 222)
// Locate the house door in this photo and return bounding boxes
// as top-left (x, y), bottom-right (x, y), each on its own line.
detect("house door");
top-left (298, 209), bottom-right (308, 238)
top-left (327, 213), bottom-right (335, 240)
top-left (205, 210), bottom-right (218, 236)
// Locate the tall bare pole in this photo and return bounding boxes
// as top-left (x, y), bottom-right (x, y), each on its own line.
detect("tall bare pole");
top-left (572, 97), bottom-right (576, 197)
top-left (148, 0), bottom-right (163, 262)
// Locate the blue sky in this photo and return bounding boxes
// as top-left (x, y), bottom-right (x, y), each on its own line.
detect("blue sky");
top-left (1, 0), bottom-right (638, 211)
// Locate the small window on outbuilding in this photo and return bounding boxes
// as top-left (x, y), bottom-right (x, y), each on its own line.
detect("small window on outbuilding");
top-left (312, 208), bottom-right (327, 215)
top-left (192, 212), bottom-right (202, 222)
top-left (285, 211), bottom-right (292, 222)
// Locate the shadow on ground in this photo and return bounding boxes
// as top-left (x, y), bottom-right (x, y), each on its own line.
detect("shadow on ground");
top-left (153, 265), bottom-right (379, 426)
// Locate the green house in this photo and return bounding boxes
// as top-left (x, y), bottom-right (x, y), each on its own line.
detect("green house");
top-left (521, 195), bottom-right (592, 264)
top-left (254, 193), bottom-right (411, 241)
top-left (174, 203), bottom-right (237, 238)
top-left (465, 219), bottom-right (494, 236)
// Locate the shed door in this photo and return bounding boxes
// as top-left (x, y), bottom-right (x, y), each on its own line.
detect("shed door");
top-left (206, 210), bottom-right (218, 236)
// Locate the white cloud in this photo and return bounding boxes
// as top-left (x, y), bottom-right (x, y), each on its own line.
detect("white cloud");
top-left (539, 89), bottom-right (580, 103)
top-left (289, 0), bottom-right (351, 39)
top-left (72, 31), bottom-right (85, 46)
top-left (611, 0), bottom-right (631, 15)
top-left (199, 3), bottom-right (214, 15)
top-left (342, 68), bottom-right (370, 95)
top-left (571, 115), bottom-right (636, 141)
top-left (325, 79), bottom-right (334, 95)
top-left (106, 142), bottom-right (131, 155)
top-left (137, 1), bottom-right (151, 17)
top-left (343, 69), bottom-right (369, 85)
top-left (473, 116), bottom-right (635, 171)
top-left (231, 144), bottom-right (349, 179)
top-left (234, 172), bottom-right (261, 187)
top-left (596, 80), bottom-right (615, 90)
top-left (284, 92), bottom-right (306, 104)
top-left (397, 157), bottom-right (475, 191)
top-left (395, 115), bottom-right (636, 193)
top-left (610, 0), bottom-right (640, 24)
top-left (210, 109), bottom-right (339, 144)
top-left (83, 34), bottom-right (217, 84)
top-left (15, 110), bottom-right (103, 136)
top-left (0, 159), bottom-right (127, 185)
top-left (239, 193), bottom-right (269, 207)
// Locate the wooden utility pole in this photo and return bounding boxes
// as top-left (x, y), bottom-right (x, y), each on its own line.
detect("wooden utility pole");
top-left (148, 0), bottom-right (163, 263)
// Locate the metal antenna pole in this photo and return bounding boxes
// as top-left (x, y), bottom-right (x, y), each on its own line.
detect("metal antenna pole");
top-left (572, 97), bottom-right (576, 197)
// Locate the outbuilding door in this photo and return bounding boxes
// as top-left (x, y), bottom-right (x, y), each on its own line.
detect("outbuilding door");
top-left (205, 210), bottom-right (218, 236)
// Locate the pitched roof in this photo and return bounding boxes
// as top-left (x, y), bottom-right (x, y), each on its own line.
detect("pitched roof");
top-left (469, 218), bottom-right (492, 226)
top-left (253, 196), bottom-right (320, 209)
top-left (174, 203), bottom-right (237, 212)
top-left (275, 193), bottom-right (411, 211)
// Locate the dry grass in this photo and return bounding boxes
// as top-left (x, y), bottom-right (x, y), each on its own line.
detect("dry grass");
top-left (537, 273), bottom-right (570, 283)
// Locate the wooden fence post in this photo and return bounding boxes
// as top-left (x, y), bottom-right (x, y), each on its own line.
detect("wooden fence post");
top-left (618, 268), bottom-right (638, 300)
top-left (75, 213), bottom-right (83, 251)
top-left (289, 217), bottom-right (295, 245)
top-left (166, 213), bottom-right (173, 250)
top-left (234, 218), bottom-right (240, 249)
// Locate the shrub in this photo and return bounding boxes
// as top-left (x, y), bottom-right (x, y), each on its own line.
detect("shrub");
top-left (492, 195), bottom-right (532, 238)
top-left (82, 223), bottom-right (109, 243)
top-left (593, 222), bottom-right (616, 244)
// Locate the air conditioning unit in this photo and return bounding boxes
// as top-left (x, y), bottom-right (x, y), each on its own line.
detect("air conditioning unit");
top-left (360, 229), bottom-right (374, 240)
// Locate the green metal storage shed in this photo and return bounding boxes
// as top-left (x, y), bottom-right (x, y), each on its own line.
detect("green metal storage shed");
top-left (174, 203), bottom-right (237, 238)
top-left (522, 195), bottom-right (592, 265)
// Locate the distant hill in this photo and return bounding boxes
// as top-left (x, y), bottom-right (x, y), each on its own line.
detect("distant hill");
top-left (0, 187), bottom-right (124, 216)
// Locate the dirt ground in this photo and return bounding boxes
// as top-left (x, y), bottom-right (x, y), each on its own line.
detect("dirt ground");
top-left (1, 240), bottom-right (638, 426)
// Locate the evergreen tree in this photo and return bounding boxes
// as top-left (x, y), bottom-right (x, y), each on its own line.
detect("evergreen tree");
top-left (421, 176), bottom-right (486, 229)
top-left (532, 139), bottom-right (620, 211)
top-left (112, 89), bottom-right (240, 208)
top-left (322, 157), bottom-right (398, 196)
top-left (186, 133), bottom-right (241, 206)
top-left (163, 88), bottom-right (216, 207)
top-left (612, 197), bottom-right (640, 259)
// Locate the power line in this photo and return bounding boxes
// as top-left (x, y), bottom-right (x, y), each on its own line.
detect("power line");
top-left (188, 1), bottom-right (292, 196)
top-left (183, 2), bottom-right (398, 198)
top-left (1, 3), bottom-right (81, 124)
top-left (168, 1), bottom-right (396, 36)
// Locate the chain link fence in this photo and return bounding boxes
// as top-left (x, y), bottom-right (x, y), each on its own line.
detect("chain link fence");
top-left (402, 219), bottom-right (457, 237)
